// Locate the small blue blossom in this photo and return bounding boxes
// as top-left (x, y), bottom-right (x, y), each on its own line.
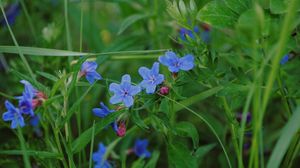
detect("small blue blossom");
top-left (109, 74), bottom-right (141, 107)
top-left (280, 54), bottom-right (289, 65)
top-left (133, 139), bottom-right (151, 158)
top-left (138, 62), bottom-right (164, 94)
top-left (0, 3), bottom-right (21, 27)
top-left (159, 51), bottom-right (194, 73)
top-left (93, 102), bottom-right (115, 118)
top-left (93, 143), bottom-right (112, 168)
top-left (80, 61), bottom-right (102, 84)
top-left (179, 26), bottom-right (199, 41)
top-left (17, 80), bottom-right (36, 116)
top-left (29, 115), bottom-right (40, 127)
top-left (2, 100), bottom-right (25, 129)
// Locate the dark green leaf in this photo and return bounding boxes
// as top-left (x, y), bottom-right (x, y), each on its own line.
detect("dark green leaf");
top-left (167, 142), bottom-right (197, 168)
top-left (117, 14), bottom-right (150, 35)
top-left (175, 122), bottom-right (199, 149)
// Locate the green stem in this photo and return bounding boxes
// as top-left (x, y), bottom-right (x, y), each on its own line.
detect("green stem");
top-left (222, 97), bottom-right (243, 168)
top-left (17, 126), bottom-right (31, 168)
top-left (64, 0), bottom-right (72, 51)
top-left (88, 121), bottom-right (96, 168)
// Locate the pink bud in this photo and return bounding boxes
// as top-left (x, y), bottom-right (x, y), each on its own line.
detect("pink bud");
top-left (160, 86), bottom-right (169, 95)
top-left (116, 122), bottom-right (126, 137)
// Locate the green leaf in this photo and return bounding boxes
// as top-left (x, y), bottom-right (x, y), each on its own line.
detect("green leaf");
top-left (175, 122), bottom-right (199, 149)
top-left (0, 150), bottom-right (62, 159)
top-left (174, 86), bottom-right (223, 112)
top-left (270, 0), bottom-right (300, 14)
top-left (144, 151), bottom-right (160, 168)
top-left (117, 14), bottom-right (150, 35)
top-left (223, 0), bottom-right (249, 14)
top-left (36, 71), bottom-right (58, 82)
top-left (72, 110), bottom-right (123, 153)
top-left (267, 106), bottom-right (300, 168)
top-left (0, 46), bottom-right (89, 56)
top-left (194, 143), bottom-right (216, 163)
top-left (167, 142), bottom-right (197, 168)
top-left (132, 110), bottom-right (149, 130)
top-left (197, 1), bottom-right (237, 28)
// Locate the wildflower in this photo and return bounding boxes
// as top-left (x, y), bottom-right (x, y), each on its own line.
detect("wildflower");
top-left (93, 143), bottom-right (112, 168)
top-left (133, 139), bottom-right (151, 158)
top-left (109, 74), bottom-right (141, 107)
top-left (80, 61), bottom-right (102, 84)
top-left (138, 62), bottom-right (164, 94)
top-left (2, 100), bottom-right (25, 129)
top-left (280, 54), bottom-right (289, 65)
top-left (0, 3), bottom-right (21, 27)
top-left (160, 86), bottom-right (169, 95)
top-left (159, 51), bottom-right (194, 73)
top-left (17, 80), bottom-right (36, 116)
top-left (179, 26), bottom-right (199, 41)
top-left (93, 102), bottom-right (115, 118)
top-left (29, 115), bottom-right (40, 127)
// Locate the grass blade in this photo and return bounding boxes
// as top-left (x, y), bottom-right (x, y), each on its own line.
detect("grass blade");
top-left (0, 150), bottom-right (62, 159)
top-left (267, 106), bottom-right (300, 168)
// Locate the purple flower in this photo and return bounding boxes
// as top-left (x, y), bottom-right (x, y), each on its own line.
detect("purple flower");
top-left (93, 143), bottom-right (112, 168)
top-left (280, 54), bottom-right (289, 65)
top-left (159, 51), bottom-right (194, 73)
top-left (93, 102), bottom-right (115, 118)
top-left (109, 74), bottom-right (141, 107)
top-left (2, 100), bottom-right (25, 129)
top-left (138, 62), bottom-right (164, 94)
top-left (80, 61), bottom-right (102, 84)
top-left (133, 139), bottom-right (151, 158)
top-left (17, 80), bottom-right (36, 116)
top-left (0, 3), bottom-right (21, 27)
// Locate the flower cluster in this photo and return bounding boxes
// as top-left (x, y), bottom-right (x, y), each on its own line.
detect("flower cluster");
top-left (2, 80), bottom-right (46, 129)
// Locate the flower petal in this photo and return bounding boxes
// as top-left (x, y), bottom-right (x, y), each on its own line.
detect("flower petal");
top-left (86, 71), bottom-right (102, 84)
top-left (5, 100), bottom-right (17, 112)
top-left (121, 74), bottom-right (131, 83)
top-left (138, 67), bottom-right (150, 79)
top-left (151, 62), bottom-right (160, 75)
top-left (179, 54), bottom-right (194, 71)
top-left (130, 85), bottom-right (141, 95)
top-left (155, 74), bottom-right (164, 85)
top-left (81, 61), bottom-right (97, 72)
top-left (123, 96), bottom-right (134, 107)
top-left (93, 108), bottom-right (108, 118)
top-left (109, 83), bottom-right (121, 93)
top-left (2, 112), bottom-right (14, 121)
top-left (110, 95), bottom-right (122, 105)
top-left (145, 84), bottom-right (156, 94)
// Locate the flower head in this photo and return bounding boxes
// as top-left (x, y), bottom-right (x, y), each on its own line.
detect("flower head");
top-left (111, 120), bottom-right (127, 137)
top-left (2, 100), bottom-right (25, 129)
top-left (93, 102), bottom-right (115, 118)
top-left (80, 61), bottom-right (102, 84)
top-left (0, 3), bottom-right (21, 27)
top-left (17, 80), bottom-right (36, 116)
top-left (133, 139), bottom-right (151, 158)
top-left (93, 143), bottom-right (112, 168)
top-left (109, 74), bottom-right (141, 107)
top-left (159, 51), bottom-right (194, 73)
top-left (138, 62), bottom-right (164, 94)
top-left (179, 26), bottom-right (199, 41)
top-left (280, 54), bottom-right (289, 65)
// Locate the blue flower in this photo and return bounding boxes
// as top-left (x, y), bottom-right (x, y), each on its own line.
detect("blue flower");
top-left (109, 74), bottom-right (141, 107)
top-left (2, 100), bottom-right (25, 129)
top-left (93, 102), bottom-right (115, 118)
top-left (138, 62), bottom-right (164, 94)
top-left (0, 3), bottom-right (21, 27)
top-left (80, 61), bottom-right (102, 84)
top-left (159, 51), bottom-right (194, 73)
top-left (179, 26), bottom-right (199, 41)
top-left (133, 139), bottom-right (151, 158)
top-left (280, 54), bottom-right (289, 65)
top-left (29, 115), bottom-right (40, 127)
top-left (17, 80), bottom-right (36, 116)
top-left (93, 143), bottom-right (112, 168)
